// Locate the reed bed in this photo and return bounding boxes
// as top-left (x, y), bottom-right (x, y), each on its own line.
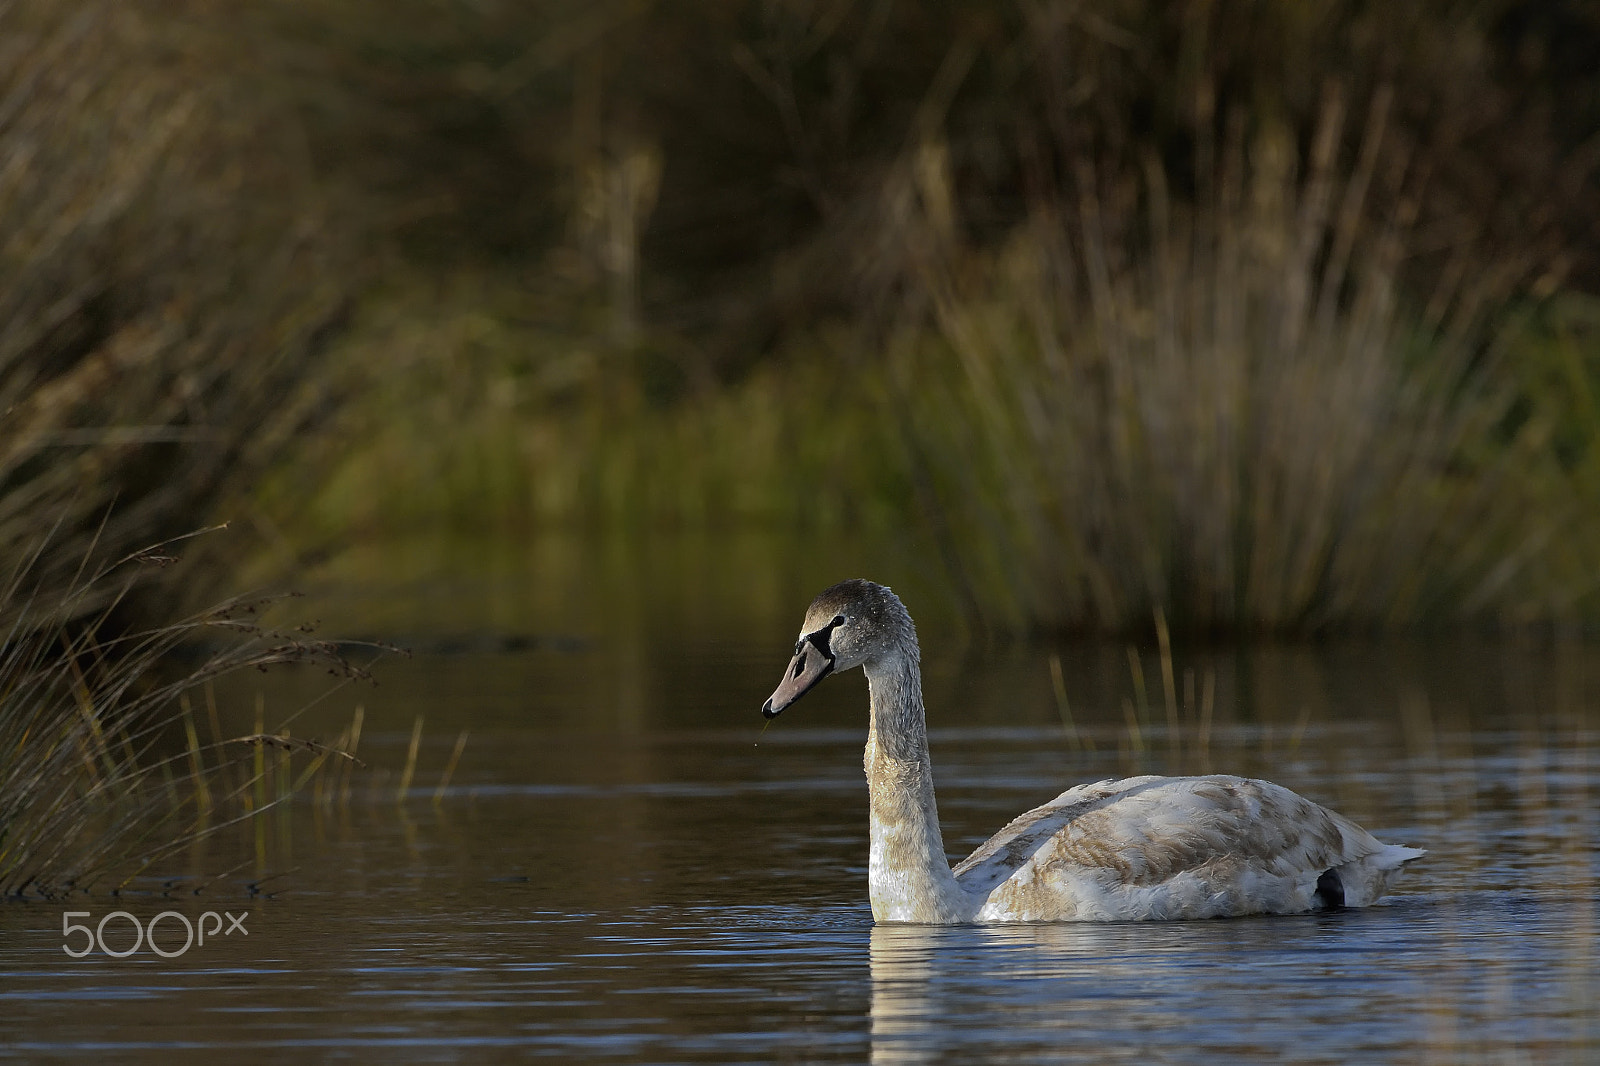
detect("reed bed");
top-left (0, 1), bottom-right (1581, 638)
top-left (0, 533), bottom-right (376, 899)
top-left (289, 100), bottom-right (1599, 635)
top-left (882, 91), bottom-right (1597, 633)
top-left (0, 0), bottom-right (348, 625)
top-left (0, 1), bottom-right (1585, 639)
top-left (0, 0), bottom-right (362, 896)
top-left (261, 3), bottom-right (1599, 635)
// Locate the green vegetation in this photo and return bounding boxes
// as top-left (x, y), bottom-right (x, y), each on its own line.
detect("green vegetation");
top-left (7, 1), bottom-right (1600, 642)
top-left (264, 0), bottom-right (1600, 633)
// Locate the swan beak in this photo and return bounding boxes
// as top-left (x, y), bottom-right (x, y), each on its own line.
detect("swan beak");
top-left (763, 641), bottom-right (833, 718)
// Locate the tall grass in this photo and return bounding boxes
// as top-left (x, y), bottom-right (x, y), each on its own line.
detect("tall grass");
top-left (280, 86), bottom-right (1599, 635)
top-left (242, 2), bottom-right (1600, 634)
top-left (884, 91), bottom-right (1596, 632)
top-left (0, 531), bottom-right (369, 899)
top-left (0, 1), bottom-right (348, 624)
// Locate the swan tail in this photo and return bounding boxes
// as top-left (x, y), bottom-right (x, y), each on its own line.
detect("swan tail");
top-left (1372, 843), bottom-right (1426, 870)
top-left (1331, 842), bottom-right (1424, 908)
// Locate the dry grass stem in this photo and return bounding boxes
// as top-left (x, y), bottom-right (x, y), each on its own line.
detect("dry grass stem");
top-left (433, 730), bottom-right (469, 805)
top-left (396, 714), bottom-right (424, 802)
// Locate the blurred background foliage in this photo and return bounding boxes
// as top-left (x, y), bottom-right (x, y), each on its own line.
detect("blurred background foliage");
top-left (8, 0), bottom-right (1600, 636)
top-left (0, 1), bottom-right (347, 626)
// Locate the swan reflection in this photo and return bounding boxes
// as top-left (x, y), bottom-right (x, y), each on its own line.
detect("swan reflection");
top-left (866, 916), bottom-right (1396, 1063)
top-left (869, 922), bottom-right (1153, 1064)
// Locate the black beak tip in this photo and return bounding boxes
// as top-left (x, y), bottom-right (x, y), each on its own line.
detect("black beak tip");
top-left (761, 699), bottom-right (779, 719)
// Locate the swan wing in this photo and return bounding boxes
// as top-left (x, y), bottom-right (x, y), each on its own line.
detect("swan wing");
top-left (954, 775), bottom-right (1420, 919)
top-left (952, 777), bottom-right (1135, 895)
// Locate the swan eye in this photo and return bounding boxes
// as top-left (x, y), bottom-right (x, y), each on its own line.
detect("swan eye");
top-left (832, 614), bottom-right (845, 627)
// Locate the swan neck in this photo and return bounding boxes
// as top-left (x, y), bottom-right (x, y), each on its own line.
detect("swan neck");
top-left (863, 645), bottom-right (970, 922)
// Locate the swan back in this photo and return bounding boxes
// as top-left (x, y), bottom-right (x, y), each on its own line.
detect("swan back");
top-left (956, 775), bottom-right (1423, 921)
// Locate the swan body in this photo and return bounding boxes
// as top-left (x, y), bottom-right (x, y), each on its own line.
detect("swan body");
top-left (761, 579), bottom-right (1423, 923)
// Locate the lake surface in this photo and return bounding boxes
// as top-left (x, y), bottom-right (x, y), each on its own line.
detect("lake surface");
top-left (2, 538), bottom-right (1597, 1061)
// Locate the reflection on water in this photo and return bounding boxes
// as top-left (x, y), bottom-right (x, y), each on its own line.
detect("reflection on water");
top-left (1, 542), bottom-right (1597, 1061)
top-left (870, 897), bottom-right (1599, 1064)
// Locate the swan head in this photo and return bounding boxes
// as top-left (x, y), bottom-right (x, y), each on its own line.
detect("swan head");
top-left (762, 579), bottom-right (915, 718)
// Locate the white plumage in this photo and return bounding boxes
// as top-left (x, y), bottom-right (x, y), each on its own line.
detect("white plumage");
top-left (762, 579), bottom-right (1423, 923)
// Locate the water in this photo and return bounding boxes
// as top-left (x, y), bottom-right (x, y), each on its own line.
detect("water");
top-left (2, 540), bottom-right (1598, 1061)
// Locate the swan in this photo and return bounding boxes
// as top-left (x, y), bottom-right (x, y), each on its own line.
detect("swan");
top-left (761, 579), bottom-right (1423, 923)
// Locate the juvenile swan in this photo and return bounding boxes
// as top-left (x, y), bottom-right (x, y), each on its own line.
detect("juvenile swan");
top-left (762, 579), bottom-right (1423, 922)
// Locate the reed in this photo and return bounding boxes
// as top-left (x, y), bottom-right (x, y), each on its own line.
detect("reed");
top-left (395, 715), bottom-right (424, 802)
top-left (250, 2), bottom-right (1599, 636)
top-left (865, 78), bottom-right (1598, 633)
top-left (1046, 654), bottom-right (1081, 752)
top-left (288, 184), bottom-right (1597, 635)
top-left (0, 532), bottom-right (373, 898)
top-left (434, 730), bottom-right (469, 806)
top-left (0, 0), bottom-right (349, 628)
